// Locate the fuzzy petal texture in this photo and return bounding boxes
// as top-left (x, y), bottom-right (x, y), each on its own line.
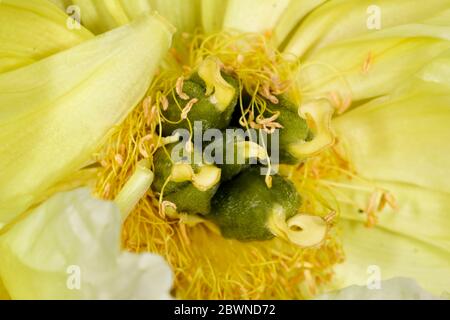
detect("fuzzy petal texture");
top-left (0, 188), bottom-right (173, 299)
top-left (0, 0), bottom-right (93, 73)
top-left (0, 14), bottom-right (173, 226)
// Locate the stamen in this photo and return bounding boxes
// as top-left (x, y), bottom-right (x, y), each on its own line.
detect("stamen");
top-left (114, 154), bottom-right (124, 167)
top-left (256, 111), bottom-right (280, 125)
top-left (100, 159), bottom-right (109, 168)
top-left (260, 85), bottom-right (279, 104)
top-left (160, 95), bottom-right (169, 111)
top-left (329, 91), bottom-right (352, 114)
top-left (383, 192), bottom-right (399, 211)
top-left (143, 96), bottom-right (151, 120)
top-left (138, 134), bottom-right (153, 158)
top-left (362, 52), bottom-right (374, 74)
top-left (181, 98), bottom-right (198, 119)
top-left (176, 76), bottom-right (190, 100)
top-left (148, 106), bottom-right (158, 125)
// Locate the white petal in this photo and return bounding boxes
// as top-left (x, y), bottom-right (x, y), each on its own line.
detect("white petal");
top-left (0, 188), bottom-right (173, 300)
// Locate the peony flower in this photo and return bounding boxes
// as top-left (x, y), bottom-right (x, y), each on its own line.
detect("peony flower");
top-left (0, 0), bottom-right (449, 299)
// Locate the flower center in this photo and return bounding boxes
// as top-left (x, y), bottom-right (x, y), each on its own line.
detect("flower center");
top-left (93, 31), bottom-right (392, 299)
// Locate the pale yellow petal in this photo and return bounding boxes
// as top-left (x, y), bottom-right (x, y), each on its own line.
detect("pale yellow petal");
top-left (332, 181), bottom-right (450, 254)
top-left (66, 0), bottom-right (196, 35)
top-left (0, 14), bottom-right (173, 226)
top-left (222, 0), bottom-right (290, 34)
top-left (330, 55), bottom-right (450, 297)
top-left (149, 0), bottom-right (200, 33)
top-left (335, 219), bottom-right (450, 296)
top-left (0, 277), bottom-right (10, 300)
top-left (119, 0), bottom-right (153, 20)
top-left (417, 50), bottom-right (450, 85)
top-left (71, 0), bottom-right (129, 34)
top-left (273, 0), bottom-right (326, 46)
top-left (298, 27), bottom-right (450, 104)
top-left (333, 80), bottom-right (450, 193)
top-left (330, 178), bottom-right (450, 296)
top-left (0, 0), bottom-right (93, 73)
top-left (321, 278), bottom-right (439, 300)
top-left (285, 0), bottom-right (450, 58)
top-left (201, 0), bottom-right (228, 34)
top-left (67, 0), bottom-right (154, 34)
top-left (48, 0), bottom-right (72, 10)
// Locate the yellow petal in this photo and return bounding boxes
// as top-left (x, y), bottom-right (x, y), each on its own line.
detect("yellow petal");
top-left (60, 0), bottom-right (154, 34)
top-left (70, 0), bottom-right (129, 34)
top-left (77, 0), bottom-right (160, 34)
top-left (335, 217), bottom-right (450, 296)
top-left (0, 277), bottom-right (10, 300)
top-left (48, 0), bottom-right (71, 10)
top-left (330, 57), bottom-right (450, 296)
top-left (118, 0), bottom-right (153, 20)
top-left (201, 0), bottom-right (228, 34)
top-left (222, 0), bottom-right (290, 34)
top-left (320, 278), bottom-right (438, 300)
top-left (149, 0), bottom-right (200, 33)
top-left (71, 0), bottom-right (199, 36)
top-left (0, 0), bottom-right (93, 73)
top-left (0, 188), bottom-right (173, 299)
top-left (298, 26), bottom-right (450, 104)
top-left (333, 180), bottom-right (450, 255)
top-left (204, 0), bottom-right (325, 42)
top-left (417, 50), bottom-right (450, 85)
top-left (333, 78), bottom-right (450, 193)
top-left (330, 180), bottom-right (450, 296)
top-left (0, 14), bottom-right (173, 227)
top-left (285, 0), bottom-right (450, 58)
top-left (273, 0), bottom-right (326, 46)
